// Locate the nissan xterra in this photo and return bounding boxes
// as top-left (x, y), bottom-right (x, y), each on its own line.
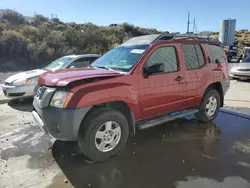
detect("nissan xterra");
top-left (32, 34), bottom-right (230, 162)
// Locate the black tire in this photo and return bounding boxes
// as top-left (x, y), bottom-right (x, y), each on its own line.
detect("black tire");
top-left (195, 89), bottom-right (221, 123)
top-left (77, 107), bottom-right (129, 162)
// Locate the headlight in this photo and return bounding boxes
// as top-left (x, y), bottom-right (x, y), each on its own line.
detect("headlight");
top-left (50, 91), bottom-right (73, 108)
top-left (12, 79), bottom-right (32, 86)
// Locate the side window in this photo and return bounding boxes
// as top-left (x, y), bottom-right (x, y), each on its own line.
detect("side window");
top-left (181, 44), bottom-right (205, 70)
top-left (207, 45), bottom-right (226, 64)
top-left (69, 57), bottom-right (97, 68)
top-left (194, 45), bottom-right (205, 66)
top-left (145, 46), bottom-right (178, 74)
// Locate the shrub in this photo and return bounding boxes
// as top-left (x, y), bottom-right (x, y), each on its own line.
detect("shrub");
top-left (46, 31), bottom-right (64, 48)
top-left (1, 30), bottom-right (28, 57)
top-left (33, 14), bottom-right (49, 25)
top-left (0, 10), bottom-right (25, 25)
top-left (21, 25), bottom-right (39, 42)
top-left (0, 23), bottom-right (8, 33)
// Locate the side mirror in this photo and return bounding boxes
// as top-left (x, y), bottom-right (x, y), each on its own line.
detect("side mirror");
top-left (69, 66), bottom-right (75, 69)
top-left (215, 59), bottom-right (222, 64)
top-left (145, 62), bottom-right (165, 75)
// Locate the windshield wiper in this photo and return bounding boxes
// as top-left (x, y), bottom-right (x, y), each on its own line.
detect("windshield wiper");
top-left (91, 65), bottom-right (126, 74)
top-left (92, 66), bottom-right (115, 71)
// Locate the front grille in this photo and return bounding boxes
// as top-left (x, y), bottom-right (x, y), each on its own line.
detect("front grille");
top-left (34, 85), bottom-right (56, 109)
top-left (235, 74), bottom-right (250, 78)
top-left (36, 86), bottom-right (47, 100)
top-left (8, 92), bottom-right (25, 97)
top-left (237, 68), bottom-right (250, 71)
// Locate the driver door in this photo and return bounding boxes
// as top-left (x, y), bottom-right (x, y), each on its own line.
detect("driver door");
top-left (138, 45), bottom-right (187, 119)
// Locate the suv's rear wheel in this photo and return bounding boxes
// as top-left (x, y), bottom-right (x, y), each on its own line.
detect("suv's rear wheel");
top-left (78, 107), bottom-right (129, 162)
top-left (195, 89), bottom-right (221, 123)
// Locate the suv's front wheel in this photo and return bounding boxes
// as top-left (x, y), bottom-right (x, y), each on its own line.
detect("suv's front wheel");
top-left (195, 89), bottom-right (221, 123)
top-left (78, 107), bottom-right (129, 162)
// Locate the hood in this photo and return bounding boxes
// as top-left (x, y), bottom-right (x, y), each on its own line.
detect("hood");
top-left (38, 67), bottom-right (123, 87)
top-left (5, 69), bottom-right (47, 83)
top-left (231, 63), bottom-right (250, 70)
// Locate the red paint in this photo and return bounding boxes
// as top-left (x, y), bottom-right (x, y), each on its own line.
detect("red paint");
top-left (38, 39), bottom-right (229, 121)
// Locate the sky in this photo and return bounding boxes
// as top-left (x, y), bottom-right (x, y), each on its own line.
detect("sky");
top-left (1, 0), bottom-right (249, 33)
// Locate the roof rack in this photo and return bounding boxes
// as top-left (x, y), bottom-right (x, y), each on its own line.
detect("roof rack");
top-left (152, 34), bottom-right (215, 43)
top-left (120, 34), bottom-right (217, 46)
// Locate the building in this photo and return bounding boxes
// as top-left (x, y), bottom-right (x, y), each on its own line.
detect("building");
top-left (199, 31), bottom-right (210, 35)
top-left (219, 19), bottom-right (236, 46)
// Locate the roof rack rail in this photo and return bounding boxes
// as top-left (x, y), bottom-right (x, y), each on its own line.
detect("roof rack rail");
top-left (152, 34), bottom-right (215, 43)
top-left (120, 34), bottom-right (218, 47)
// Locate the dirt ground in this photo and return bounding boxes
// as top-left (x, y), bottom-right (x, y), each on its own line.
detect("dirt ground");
top-left (0, 76), bottom-right (250, 187)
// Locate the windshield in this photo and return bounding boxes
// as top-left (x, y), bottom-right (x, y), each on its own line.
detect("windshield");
top-left (91, 45), bottom-right (149, 72)
top-left (44, 57), bottom-right (73, 71)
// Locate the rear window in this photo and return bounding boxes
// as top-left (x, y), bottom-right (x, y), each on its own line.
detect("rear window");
top-left (207, 45), bottom-right (226, 64)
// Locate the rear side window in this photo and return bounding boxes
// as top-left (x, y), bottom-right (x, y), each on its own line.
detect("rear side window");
top-left (207, 45), bottom-right (226, 64)
top-left (145, 46), bottom-right (178, 74)
top-left (181, 44), bottom-right (205, 70)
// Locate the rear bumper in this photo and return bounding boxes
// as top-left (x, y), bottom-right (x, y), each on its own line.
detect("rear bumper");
top-left (32, 99), bottom-right (91, 141)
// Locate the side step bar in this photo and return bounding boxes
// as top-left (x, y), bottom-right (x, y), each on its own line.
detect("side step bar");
top-left (136, 109), bottom-right (199, 130)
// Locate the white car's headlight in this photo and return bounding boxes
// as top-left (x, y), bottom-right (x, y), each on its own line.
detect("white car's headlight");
top-left (50, 91), bottom-right (73, 108)
top-left (12, 79), bottom-right (32, 86)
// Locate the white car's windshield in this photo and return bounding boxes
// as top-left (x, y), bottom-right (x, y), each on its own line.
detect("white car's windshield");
top-left (44, 57), bottom-right (73, 71)
top-left (91, 45), bottom-right (149, 72)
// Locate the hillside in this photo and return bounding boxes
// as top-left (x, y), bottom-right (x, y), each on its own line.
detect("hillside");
top-left (0, 10), bottom-right (160, 68)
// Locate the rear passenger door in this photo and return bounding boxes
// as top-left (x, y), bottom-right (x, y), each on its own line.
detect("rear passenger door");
top-left (181, 44), bottom-right (209, 107)
top-left (138, 45), bottom-right (187, 119)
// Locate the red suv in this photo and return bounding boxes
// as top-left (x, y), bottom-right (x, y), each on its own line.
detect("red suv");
top-left (32, 34), bottom-right (230, 162)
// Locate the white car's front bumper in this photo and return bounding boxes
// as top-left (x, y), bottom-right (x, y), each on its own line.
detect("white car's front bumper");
top-left (1, 83), bottom-right (36, 98)
top-left (230, 69), bottom-right (250, 79)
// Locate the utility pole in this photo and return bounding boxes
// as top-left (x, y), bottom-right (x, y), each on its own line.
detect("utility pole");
top-left (187, 12), bottom-right (190, 34)
top-left (193, 18), bottom-right (196, 33)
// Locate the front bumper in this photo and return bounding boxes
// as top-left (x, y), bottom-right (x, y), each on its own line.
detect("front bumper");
top-left (33, 97), bottom-right (91, 141)
top-left (222, 78), bottom-right (230, 96)
top-left (1, 83), bottom-right (36, 98)
top-left (230, 70), bottom-right (250, 79)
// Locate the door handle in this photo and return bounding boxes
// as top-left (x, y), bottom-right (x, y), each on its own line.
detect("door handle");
top-left (175, 76), bottom-right (184, 81)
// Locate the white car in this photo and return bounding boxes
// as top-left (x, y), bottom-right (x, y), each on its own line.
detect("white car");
top-left (1, 54), bottom-right (100, 99)
top-left (230, 56), bottom-right (250, 80)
